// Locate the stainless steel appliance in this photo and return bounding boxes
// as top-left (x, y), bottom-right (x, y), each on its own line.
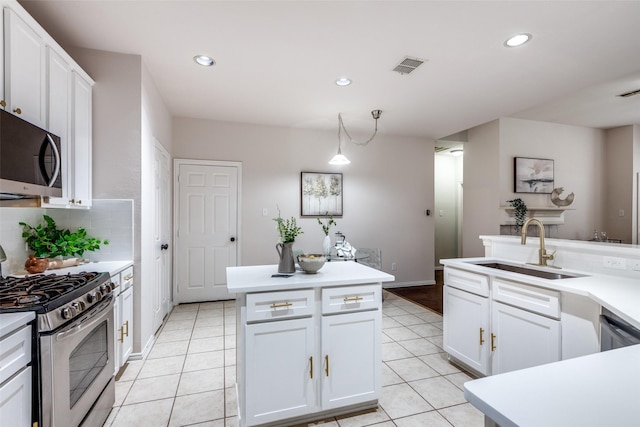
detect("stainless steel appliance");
top-left (600, 307), bottom-right (640, 351)
top-left (0, 272), bottom-right (117, 427)
top-left (0, 109), bottom-right (62, 199)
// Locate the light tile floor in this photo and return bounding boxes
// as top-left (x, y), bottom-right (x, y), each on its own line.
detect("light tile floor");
top-left (104, 292), bottom-right (484, 427)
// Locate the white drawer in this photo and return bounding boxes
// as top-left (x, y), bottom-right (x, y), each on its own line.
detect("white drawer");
top-left (322, 284), bottom-right (380, 315)
top-left (0, 325), bottom-right (31, 385)
top-left (246, 289), bottom-right (315, 322)
top-left (492, 278), bottom-right (560, 319)
top-left (445, 267), bottom-right (490, 297)
top-left (121, 266), bottom-right (134, 290)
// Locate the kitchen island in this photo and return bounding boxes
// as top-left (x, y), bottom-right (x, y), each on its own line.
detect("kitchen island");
top-left (227, 262), bottom-right (394, 427)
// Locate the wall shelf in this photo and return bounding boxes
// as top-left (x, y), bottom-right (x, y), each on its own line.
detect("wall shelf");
top-left (501, 206), bottom-right (574, 225)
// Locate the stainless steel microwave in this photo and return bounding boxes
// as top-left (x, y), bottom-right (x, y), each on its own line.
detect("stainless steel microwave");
top-left (0, 109), bottom-right (62, 199)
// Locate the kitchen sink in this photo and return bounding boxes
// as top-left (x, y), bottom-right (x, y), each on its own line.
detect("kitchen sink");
top-left (475, 262), bottom-right (583, 280)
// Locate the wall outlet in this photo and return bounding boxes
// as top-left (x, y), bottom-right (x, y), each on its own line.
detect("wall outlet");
top-left (262, 208), bottom-right (268, 216)
top-left (629, 260), bottom-right (640, 271)
top-left (603, 256), bottom-right (627, 270)
top-left (391, 262), bottom-right (397, 271)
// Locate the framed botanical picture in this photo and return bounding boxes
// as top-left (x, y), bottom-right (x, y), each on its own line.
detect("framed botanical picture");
top-left (301, 172), bottom-right (343, 217)
top-left (514, 157), bottom-right (554, 193)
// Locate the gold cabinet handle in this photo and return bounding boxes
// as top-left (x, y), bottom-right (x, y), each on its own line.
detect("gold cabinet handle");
top-left (270, 302), bottom-right (292, 309)
top-left (343, 296), bottom-right (363, 303)
top-left (480, 328), bottom-right (485, 345)
top-left (0, 100), bottom-right (6, 108)
top-left (77, 200), bottom-right (82, 205)
top-left (309, 356), bottom-right (313, 379)
top-left (118, 326), bottom-right (124, 343)
top-left (324, 355), bottom-right (329, 377)
top-left (491, 333), bottom-right (496, 352)
top-left (13, 107), bottom-right (21, 114)
top-left (124, 321), bottom-right (129, 337)
top-left (124, 274), bottom-right (134, 281)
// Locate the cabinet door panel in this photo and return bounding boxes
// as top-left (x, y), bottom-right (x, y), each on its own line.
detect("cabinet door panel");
top-left (0, 366), bottom-right (31, 427)
top-left (70, 72), bottom-right (92, 207)
top-left (245, 317), bottom-right (316, 425)
top-left (321, 310), bottom-right (380, 409)
top-left (443, 285), bottom-right (490, 375)
top-left (121, 286), bottom-right (134, 365)
top-left (491, 302), bottom-right (561, 375)
top-left (4, 9), bottom-right (46, 127)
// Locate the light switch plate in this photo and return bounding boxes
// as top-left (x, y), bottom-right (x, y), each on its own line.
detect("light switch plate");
top-left (603, 256), bottom-right (627, 270)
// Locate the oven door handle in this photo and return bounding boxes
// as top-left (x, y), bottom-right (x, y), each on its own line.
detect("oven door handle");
top-left (56, 296), bottom-right (113, 342)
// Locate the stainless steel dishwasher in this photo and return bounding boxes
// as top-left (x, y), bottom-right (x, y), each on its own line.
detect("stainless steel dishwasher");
top-left (600, 308), bottom-right (640, 351)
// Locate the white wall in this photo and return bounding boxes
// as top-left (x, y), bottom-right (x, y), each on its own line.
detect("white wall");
top-left (463, 119), bottom-right (502, 256)
top-left (462, 117), bottom-right (607, 257)
top-left (499, 118), bottom-right (605, 240)
top-left (172, 117), bottom-right (435, 285)
top-left (69, 48), bottom-right (173, 356)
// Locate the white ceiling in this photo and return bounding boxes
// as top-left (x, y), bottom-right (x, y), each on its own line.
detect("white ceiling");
top-left (18, 0), bottom-right (640, 141)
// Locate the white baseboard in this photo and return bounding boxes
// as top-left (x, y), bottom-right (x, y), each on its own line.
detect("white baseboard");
top-left (383, 280), bottom-right (436, 289)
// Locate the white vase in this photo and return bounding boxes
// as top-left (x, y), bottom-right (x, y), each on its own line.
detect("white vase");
top-left (322, 235), bottom-right (331, 256)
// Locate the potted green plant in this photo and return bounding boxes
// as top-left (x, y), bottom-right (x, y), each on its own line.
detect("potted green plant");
top-left (273, 209), bottom-right (303, 273)
top-left (19, 215), bottom-right (109, 271)
top-left (507, 198), bottom-right (528, 233)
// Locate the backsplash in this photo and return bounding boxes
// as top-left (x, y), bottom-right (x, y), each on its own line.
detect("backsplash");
top-left (0, 199), bottom-right (133, 275)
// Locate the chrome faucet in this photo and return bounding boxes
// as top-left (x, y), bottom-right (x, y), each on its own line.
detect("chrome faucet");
top-left (521, 218), bottom-right (557, 268)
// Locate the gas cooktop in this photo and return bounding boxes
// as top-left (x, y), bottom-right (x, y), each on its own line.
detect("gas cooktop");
top-left (0, 272), bottom-right (114, 327)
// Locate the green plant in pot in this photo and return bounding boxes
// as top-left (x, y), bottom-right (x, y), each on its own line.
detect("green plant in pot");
top-left (273, 209), bottom-right (303, 273)
top-left (20, 215), bottom-right (109, 272)
top-left (507, 198), bottom-right (528, 233)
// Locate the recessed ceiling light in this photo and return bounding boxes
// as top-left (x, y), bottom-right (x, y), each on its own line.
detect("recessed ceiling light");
top-left (335, 77), bottom-right (352, 86)
top-left (504, 33), bottom-right (532, 48)
top-left (193, 55), bottom-right (215, 67)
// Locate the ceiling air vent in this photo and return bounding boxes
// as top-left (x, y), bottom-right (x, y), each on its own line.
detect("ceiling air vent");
top-left (617, 88), bottom-right (640, 98)
top-left (393, 57), bottom-right (426, 75)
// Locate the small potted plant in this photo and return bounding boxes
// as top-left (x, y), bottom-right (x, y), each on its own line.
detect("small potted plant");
top-left (507, 198), bottom-right (528, 233)
top-left (20, 215), bottom-right (109, 272)
top-left (273, 209), bottom-right (303, 273)
top-left (317, 212), bottom-right (336, 255)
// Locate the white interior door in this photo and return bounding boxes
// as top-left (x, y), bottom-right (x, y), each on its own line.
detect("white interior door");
top-left (153, 141), bottom-right (172, 332)
top-left (175, 160), bottom-right (240, 302)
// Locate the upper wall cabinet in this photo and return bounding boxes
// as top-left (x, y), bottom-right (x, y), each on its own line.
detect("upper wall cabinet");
top-left (3, 8), bottom-right (46, 127)
top-left (1, 1), bottom-right (95, 208)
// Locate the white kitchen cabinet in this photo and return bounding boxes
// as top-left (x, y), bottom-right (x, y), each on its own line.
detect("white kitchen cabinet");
top-left (229, 263), bottom-right (393, 427)
top-left (113, 266), bottom-right (134, 374)
top-left (41, 47), bottom-right (71, 207)
top-left (245, 317), bottom-right (316, 425)
top-left (0, 312), bottom-right (34, 427)
top-left (443, 267), bottom-right (491, 376)
top-left (3, 7), bottom-right (46, 127)
top-left (68, 71), bottom-right (92, 207)
top-left (321, 309), bottom-right (380, 410)
top-left (490, 301), bottom-right (561, 374)
top-left (443, 285), bottom-right (490, 375)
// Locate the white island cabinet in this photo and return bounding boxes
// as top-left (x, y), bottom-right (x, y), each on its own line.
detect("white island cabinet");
top-left (227, 262), bottom-right (394, 427)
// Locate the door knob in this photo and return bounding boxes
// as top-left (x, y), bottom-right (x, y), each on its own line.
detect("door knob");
top-left (161, 243), bottom-right (169, 250)
top-left (230, 237), bottom-right (236, 242)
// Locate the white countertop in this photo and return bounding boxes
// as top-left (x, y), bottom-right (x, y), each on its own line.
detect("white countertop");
top-left (464, 344), bottom-right (640, 427)
top-left (0, 311), bottom-right (35, 338)
top-left (441, 257), bottom-right (640, 330)
top-left (17, 260), bottom-right (134, 277)
top-left (227, 261), bottom-right (395, 293)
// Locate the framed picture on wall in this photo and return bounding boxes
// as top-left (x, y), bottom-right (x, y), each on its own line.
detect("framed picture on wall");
top-left (514, 157), bottom-right (554, 193)
top-left (300, 172), bottom-right (343, 217)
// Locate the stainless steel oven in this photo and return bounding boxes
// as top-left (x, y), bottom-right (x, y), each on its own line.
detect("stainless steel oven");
top-left (0, 272), bottom-right (116, 427)
top-left (40, 295), bottom-right (115, 427)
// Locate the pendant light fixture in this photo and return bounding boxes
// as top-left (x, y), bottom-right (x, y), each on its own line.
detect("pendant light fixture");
top-left (329, 109), bottom-right (382, 165)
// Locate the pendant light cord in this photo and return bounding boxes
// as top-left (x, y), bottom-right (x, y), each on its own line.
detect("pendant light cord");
top-left (338, 112), bottom-right (379, 147)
